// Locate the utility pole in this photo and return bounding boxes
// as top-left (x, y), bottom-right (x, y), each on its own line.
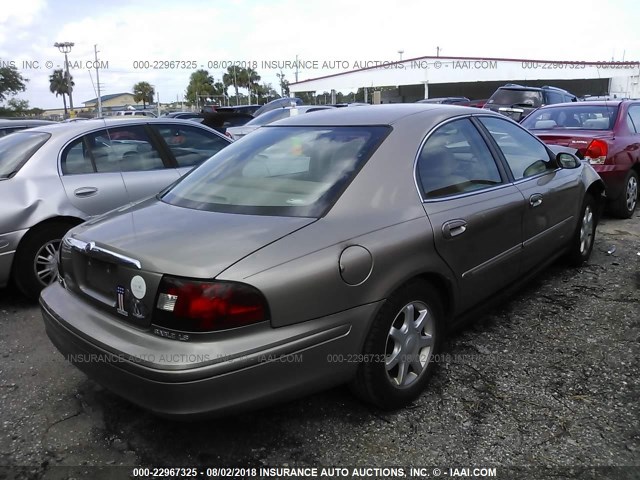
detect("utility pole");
top-left (436, 46), bottom-right (441, 57)
top-left (295, 54), bottom-right (299, 83)
top-left (94, 45), bottom-right (102, 117)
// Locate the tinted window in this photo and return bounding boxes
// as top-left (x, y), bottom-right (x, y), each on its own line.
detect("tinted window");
top-left (521, 105), bottom-right (619, 130)
top-left (0, 131), bottom-right (50, 178)
top-left (488, 89), bottom-right (543, 107)
top-left (162, 126), bottom-right (390, 217)
top-left (546, 91), bottom-right (563, 104)
top-left (628, 106), bottom-right (640, 133)
top-left (155, 125), bottom-right (229, 167)
top-left (417, 118), bottom-right (502, 198)
top-left (480, 116), bottom-right (554, 180)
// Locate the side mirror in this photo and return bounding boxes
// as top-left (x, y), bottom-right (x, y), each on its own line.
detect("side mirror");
top-left (556, 152), bottom-right (581, 169)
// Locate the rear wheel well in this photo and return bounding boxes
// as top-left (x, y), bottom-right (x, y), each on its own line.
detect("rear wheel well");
top-left (13, 216), bottom-right (84, 274)
top-left (405, 272), bottom-right (454, 323)
top-left (18, 216), bottom-right (84, 244)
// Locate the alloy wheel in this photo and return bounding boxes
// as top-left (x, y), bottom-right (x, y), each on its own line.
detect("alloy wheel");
top-left (385, 301), bottom-right (435, 388)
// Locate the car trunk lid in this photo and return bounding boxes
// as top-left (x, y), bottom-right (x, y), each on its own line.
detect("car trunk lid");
top-left (59, 199), bottom-right (315, 326)
top-left (533, 129), bottom-right (614, 156)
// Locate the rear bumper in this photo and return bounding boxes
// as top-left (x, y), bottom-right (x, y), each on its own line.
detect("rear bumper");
top-left (592, 165), bottom-right (630, 200)
top-left (0, 229), bottom-right (28, 288)
top-left (40, 283), bottom-right (380, 418)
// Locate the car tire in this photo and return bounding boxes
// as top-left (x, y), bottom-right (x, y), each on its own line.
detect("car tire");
top-left (14, 222), bottom-right (73, 301)
top-left (351, 280), bottom-right (443, 410)
top-left (567, 194), bottom-right (597, 266)
top-left (611, 170), bottom-right (638, 219)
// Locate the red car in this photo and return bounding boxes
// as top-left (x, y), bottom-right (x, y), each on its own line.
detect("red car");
top-left (522, 100), bottom-right (640, 218)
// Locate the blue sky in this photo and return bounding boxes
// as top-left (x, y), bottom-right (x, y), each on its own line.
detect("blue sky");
top-left (1, 0), bottom-right (639, 109)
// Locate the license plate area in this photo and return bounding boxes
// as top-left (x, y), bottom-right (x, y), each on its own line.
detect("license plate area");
top-left (80, 257), bottom-right (118, 305)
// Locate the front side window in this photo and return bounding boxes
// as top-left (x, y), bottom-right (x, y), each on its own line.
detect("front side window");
top-left (162, 126), bottom-right (390, 217)
top-left (154, 124), bottom-right (229, 167)
top-left (416, 118), bottom-right (502, 199)
top-left (479, 116), bottom-right (554, 180)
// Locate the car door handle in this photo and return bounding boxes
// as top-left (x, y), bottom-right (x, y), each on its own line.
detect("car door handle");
top-left (529, 194), bottom-right (543, 208)
top-left (442, 219), bottom-right (467, 239)
top-left (74, 187), bottom-right (98, 197)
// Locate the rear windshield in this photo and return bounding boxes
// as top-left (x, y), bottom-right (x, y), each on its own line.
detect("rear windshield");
top-left (488, 89), bottom-right (543, 108)
top-left (161, 125), bottom-right (390, 217)
top-left (245, 108), bottom-right (291, 126)
top-left (0, 131), bottom-right (51, 179)
top-left (521, 105), bottom-right (619, 130)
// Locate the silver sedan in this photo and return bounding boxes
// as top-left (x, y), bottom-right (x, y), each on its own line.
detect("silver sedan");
top-left (40, 105), bottom-right (604, 417)
top-left (0, 118), bottom-right (231, 299)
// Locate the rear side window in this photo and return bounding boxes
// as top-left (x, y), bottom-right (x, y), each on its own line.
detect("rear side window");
top-left (154, 124), bottom-right (229, 167)
top-left (0, 131), bottom-right (50, 179)
top-left (628, 106), bottom-right (640, 133)
top-left (479, 116), bottom-right (553, 180)
top-left (546, 91), bottom-right (563, 104)
top-left (417, 118), bottom-right (502, 198)
top-left (162, 126), bottom-right (390, 217)
top-left (61, 126), bottom-right (164, 174)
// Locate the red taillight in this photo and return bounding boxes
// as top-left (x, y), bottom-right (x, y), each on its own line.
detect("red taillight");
top-left (584, 139), bottom-right (608, 165)
top-left (154, 277), bottom-right (268, 332)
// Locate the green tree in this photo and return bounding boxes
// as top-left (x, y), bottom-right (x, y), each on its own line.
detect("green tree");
top-left (49, 69), bottom-right (74, 116)
top-left (186, 70), bottom-right (216, 108)
top-left (133, 81), bottom-right (155, 109)
top-left (0, 66), bottom-right (28, 102)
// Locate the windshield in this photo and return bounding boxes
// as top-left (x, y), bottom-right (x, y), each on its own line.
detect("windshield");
top-left (521, 105), bottom-right (619, 130)
top-left (488, 89), bottom-right (543, 107)
top-left (161, 125), bottom-right (390, 217)
top-left (0, 131), bottom-right (51, 179)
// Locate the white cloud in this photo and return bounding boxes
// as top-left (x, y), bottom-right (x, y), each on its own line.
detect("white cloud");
top-left (2, 0), bottom-right (639, 109)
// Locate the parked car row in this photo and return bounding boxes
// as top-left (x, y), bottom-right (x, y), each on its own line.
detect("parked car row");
top-left (33, 104), bottom-right (606, 418)
top-left (0, 118), bottom-right (232, 299)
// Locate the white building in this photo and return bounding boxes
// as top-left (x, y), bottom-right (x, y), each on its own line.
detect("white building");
top-left (289, 56), bottom-right (640, 102)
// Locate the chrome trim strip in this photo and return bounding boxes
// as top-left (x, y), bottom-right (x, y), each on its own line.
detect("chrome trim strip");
top-left (522, 216), bottom-right (574, 249)
top-left (462, 243), bottom-right (522, 279)
top-left (64, 236), bottom-right (142, 269)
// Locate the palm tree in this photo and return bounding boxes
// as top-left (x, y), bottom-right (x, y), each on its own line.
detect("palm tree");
top-left (133, 81), bottom-right (155, 109)
top-left (245, 68), bottom-right (261, 103)
top-left (222, 66), bottom-right (240, 105)
top-left (49, 69), bottom-right (74, 116)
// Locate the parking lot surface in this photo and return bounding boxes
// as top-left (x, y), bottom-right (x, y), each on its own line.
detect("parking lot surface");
top-left (0, 215), bottom-right (638, 479)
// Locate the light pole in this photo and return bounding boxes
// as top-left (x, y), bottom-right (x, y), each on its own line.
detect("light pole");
top-left (54, 42), bottom-right (75, 114)
top-left (398, 49), bottom-right (404, 61)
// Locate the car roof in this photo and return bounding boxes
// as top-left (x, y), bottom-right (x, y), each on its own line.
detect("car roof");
top-left (271, 104), bottom-right (479, 126)
top-left (0, 119), bottom-right (57, 126)
top-left (22, 117), bottom-right (220, 136)
top-left (534, 100), bottom-right (625, 108)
